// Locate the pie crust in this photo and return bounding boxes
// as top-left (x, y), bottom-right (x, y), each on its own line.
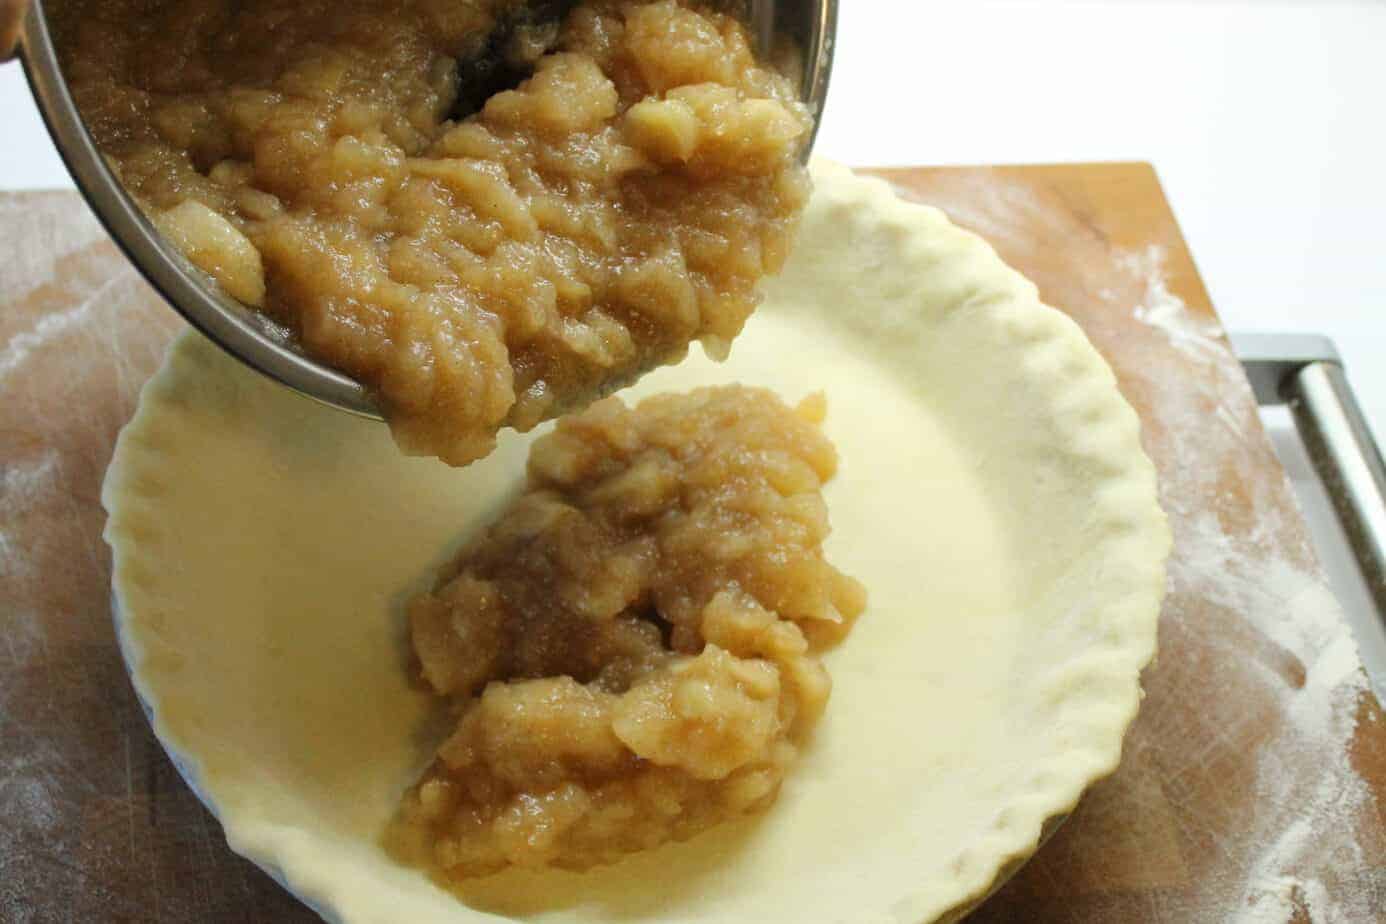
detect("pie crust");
top-left (104, 160), bottom-right (1169, 924)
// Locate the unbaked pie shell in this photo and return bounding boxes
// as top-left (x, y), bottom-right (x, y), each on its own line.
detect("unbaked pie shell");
top-left (104, 160), bottom-right (1169, 924)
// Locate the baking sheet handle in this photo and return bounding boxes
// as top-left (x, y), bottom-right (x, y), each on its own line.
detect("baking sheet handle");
top-left (1234, 333), bottom-right (1386, 619)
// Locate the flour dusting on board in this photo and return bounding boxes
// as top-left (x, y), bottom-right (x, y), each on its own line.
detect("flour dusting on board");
top-left (0, 451), bottom-right (61, 584)
top-left (1177, 512), bottom-right (1369, 924)
top-left (1121, 244), bottom-right (1225, 358)
top-left (0, 195), bottom-right (109, 294)
top-left (0, 291), bottom-right (112, 384)
top-left (0, 197), bottom-right (133, 382)
top-left (1109, 247), bottom-right (1373, 924)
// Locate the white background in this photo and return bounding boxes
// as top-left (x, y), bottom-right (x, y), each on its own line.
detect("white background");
top-left (3, 0), bottom-right (1385, 675)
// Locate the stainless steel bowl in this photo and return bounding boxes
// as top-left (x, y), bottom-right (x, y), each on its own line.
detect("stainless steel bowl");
top-left (2, 0), bottom-right (837, 420)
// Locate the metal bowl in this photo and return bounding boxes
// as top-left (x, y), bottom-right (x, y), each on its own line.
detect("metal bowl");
top-left (3, 0), bottom-right (837, 419)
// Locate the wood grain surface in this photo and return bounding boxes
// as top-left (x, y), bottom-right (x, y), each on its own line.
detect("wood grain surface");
top-left (2, 165), bottom-right (1383, 923)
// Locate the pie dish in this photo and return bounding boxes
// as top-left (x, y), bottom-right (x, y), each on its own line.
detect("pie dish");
top-left (104, 160), bottom-right (1169, 923)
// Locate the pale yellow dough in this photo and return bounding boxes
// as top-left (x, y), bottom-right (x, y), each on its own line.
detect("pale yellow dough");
top-left (104, 161), bottom-right (1169, 924)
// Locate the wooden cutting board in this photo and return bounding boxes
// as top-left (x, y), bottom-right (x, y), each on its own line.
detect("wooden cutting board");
top-left (3, 165), bottom-right (1383, 922)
